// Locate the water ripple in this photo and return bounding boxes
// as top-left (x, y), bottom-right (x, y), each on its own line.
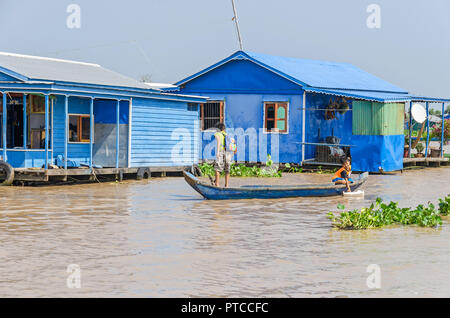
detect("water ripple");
top-left (0, 168), bottom-right (449, 297)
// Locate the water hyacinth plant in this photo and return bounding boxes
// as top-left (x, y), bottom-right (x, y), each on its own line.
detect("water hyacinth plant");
top-left (284, 163), bottom-right (303, 173)
top-left (439, 195), bottom-right (450, 216)
top-left (198, 155), bottom-right (282, 178)
top-left (198, 162), bottom-right (215, 177)
top-left (328, 195), bottom-right (450, 230)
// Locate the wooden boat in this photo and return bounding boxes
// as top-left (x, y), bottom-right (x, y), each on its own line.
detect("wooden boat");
top-left (183, 170), bottom-right (369, 200)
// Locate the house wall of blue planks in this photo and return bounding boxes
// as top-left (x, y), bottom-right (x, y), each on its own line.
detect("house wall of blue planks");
top-left (130, 98), bottom-right (199, 167)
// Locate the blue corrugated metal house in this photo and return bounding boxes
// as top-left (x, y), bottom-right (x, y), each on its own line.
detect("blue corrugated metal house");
top-left (0, 52), bottom-right (206, 171)
top-left (174, 50), bottom-right (449, 172)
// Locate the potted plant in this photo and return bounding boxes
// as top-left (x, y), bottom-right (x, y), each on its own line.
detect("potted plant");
top-left (404, 144), bottom-right (410, 158)
top-left (415, 142), bottom-right (425, 158)
top-left (430, 148), bottom-right (441, 158)
top-left (404, 135), bottom-right (410, 158)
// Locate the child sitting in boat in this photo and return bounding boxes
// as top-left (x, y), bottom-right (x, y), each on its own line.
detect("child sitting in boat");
top-left (333, 157), bottom-right (353, 193)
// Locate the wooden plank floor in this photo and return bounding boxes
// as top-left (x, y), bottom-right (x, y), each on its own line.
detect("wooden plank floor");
top-left (403, 157), bottom-right (449, 167)
top-left (12, 165), bottom-right (190, 182)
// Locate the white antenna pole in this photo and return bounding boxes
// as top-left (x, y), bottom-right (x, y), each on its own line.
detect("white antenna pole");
top-left (231, 0), bottom-right (243, 50)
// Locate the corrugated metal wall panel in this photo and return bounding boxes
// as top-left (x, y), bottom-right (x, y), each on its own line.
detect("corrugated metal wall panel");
top-left (384, 103), bottom-right (404, 135)
top-left (352, 101), bottom-right (372, 135)
top-left (372, 102), bottom-right (383, 135)
top-left (130, 98), bottom-right (198, 167)
top-left (353, 101), bottom-right (404, 135)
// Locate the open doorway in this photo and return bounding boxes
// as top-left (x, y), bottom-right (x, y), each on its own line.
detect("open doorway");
top-left (0, 94), bottom-right (24, 149)
top-left (0, 94), bottom-right (52, 150)
top-left (28, 95), bottom-right (52, 149)
top-left (6, 95), bottom-right (24, 148)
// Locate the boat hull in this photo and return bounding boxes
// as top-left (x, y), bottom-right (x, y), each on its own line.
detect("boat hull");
top-left (183, 171), bottom-right (369, 200)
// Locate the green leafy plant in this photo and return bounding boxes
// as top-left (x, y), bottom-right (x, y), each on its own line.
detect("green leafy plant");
top-left (438, 195), bottom-right (450, 216)
top-left (404, 134), bottom-right (410, 146)
top-left (415, 142), bottom-right (424, 154)
top-left (316, 166), bottom-right (337, 174)
top-left (266, 154), bottom-right (273, 167)
top-left (284, 163), bottom-right (303, 173)
top-left (198, 155), bottom-right (282, 178)
top-left (327, 197), bottom-right (449, 230)
top-left (198, 162), bottom-right (215, 176)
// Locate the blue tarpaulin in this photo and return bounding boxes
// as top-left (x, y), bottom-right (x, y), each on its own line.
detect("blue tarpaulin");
top-left (93, 100), bottom-right (129, 124)
top-left (352, 135), bottom-right (405, 172)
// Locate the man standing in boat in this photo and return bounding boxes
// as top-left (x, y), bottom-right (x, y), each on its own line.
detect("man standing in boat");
top-left (213, 123), bottom-right (235, 188)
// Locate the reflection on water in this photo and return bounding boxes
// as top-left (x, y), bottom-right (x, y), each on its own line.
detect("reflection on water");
top-left (0, 168), bottom-right (449, 297)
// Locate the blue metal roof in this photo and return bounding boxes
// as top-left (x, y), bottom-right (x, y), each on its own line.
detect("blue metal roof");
top-left (305, 89), bottom-right (450, 103)
top-left (304, 88), bottom-right (413, 103)
top-left (409, 95), bottom-right (450, 103)
top-left (176, 51), bottom-right (408, 94)
top-left (243, 51), bottom-right (408, 93)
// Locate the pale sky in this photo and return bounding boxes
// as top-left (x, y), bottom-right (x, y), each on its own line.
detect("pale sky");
top-left (1, 0), bottom-right (449, 102)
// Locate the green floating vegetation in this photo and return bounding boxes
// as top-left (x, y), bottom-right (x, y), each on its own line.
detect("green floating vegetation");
top-left (283, 163), bottom-right (303, 173)
top-left (328, 195), bottom-right (450, 230)
top-left (198, 162), bottom-right (216, 176)
top-left (315, 166), bottom-right (338, 175)
top-left (439, 195), bottom-right (450, 216)
top-left (199, 155), bottom-right (282, 178)
top-left (284, 163), bottom-right (337, 174)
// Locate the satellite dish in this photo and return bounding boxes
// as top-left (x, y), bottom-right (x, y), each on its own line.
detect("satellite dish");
top-left (411, 103), bottom-right (427, 124)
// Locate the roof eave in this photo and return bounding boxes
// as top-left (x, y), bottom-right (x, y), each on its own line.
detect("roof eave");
top-left (0, 82), bottom-right (208, 103)
top-left (49, 80), bottom-right (161, 94)
top-left (0, 65), bottom-right (29, 82)
top-left (409, 96), bottom-right (450, 103)
top-left (304, 87), bottom-right (412, 103)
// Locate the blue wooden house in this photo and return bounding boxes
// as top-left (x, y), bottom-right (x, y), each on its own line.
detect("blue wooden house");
top-left (0, 52), bottom-right (206, 172)
top-left (174, 51), bottom-right (449, 172)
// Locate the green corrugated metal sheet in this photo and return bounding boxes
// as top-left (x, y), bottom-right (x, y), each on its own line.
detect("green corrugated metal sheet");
top-left (352, 101), bottom-right (372, 135)
top-left (353, 101), bottom-right (404, 135)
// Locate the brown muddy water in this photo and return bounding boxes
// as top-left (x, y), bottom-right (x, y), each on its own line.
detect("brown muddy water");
top-left (0, 168), bottom-right (449, 297)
